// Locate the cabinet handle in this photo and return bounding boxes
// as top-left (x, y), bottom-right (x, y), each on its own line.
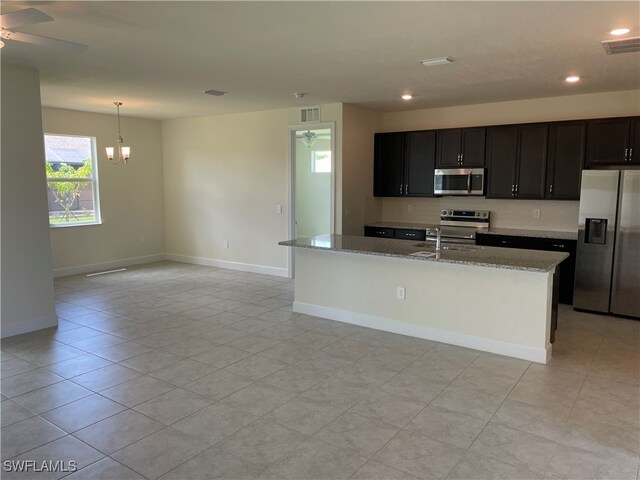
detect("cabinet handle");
top-left (399, 184), bottom-right (403, 195)
top-left (549, 184), bottom-right (553, 195)
top-left (511, 184), bottom-right (515, 195)
top-left (515, 184), bottom-right (519, 196)
top-left (552, 243), bottom-right (565, 248)
top-left (625, 148), bottom-right (629, 161)
top-left (630, 148), bottom-right (633, 161)
top-left (461, 153), bottom-right (464, 164)
top-left (406, 233), bottom-right (415, 237)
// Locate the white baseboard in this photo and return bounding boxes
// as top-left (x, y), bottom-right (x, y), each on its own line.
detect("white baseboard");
top-left (294, 301), bottom-right (551, 364)
top-left (52, 254), bottom-right (167, 277)
top-left (1, 314), bottom-right (58, 339)
top-left (166, 253), bottom-right (289, 278)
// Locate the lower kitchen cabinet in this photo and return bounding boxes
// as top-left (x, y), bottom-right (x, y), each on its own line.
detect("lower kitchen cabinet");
top-left (364, 226), bottom-right (426, 241)
top-left (476, 233), bottom-right (576, 304)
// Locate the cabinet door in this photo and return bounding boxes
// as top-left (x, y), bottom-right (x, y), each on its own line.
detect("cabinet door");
top-left (405, 131), bottom-right (436, 196)
top-left (630, 117), bottom-right (640, 164)
top-left (374, 133), bottom-right (405, 197)
top-left (546, 121), bottom-right (585, 200)
top-left (460, 128), bottom-right (486, 166)
top-left (516, 124), bottom-right (548, 199)
top-left (586, 118), bottom-right (630, 166)
top-left (394, 228), bottom-right (426, 241)
top-left (486, 126), bottom-right (518, 198)
top-left (436, 129), bottom-right (462, 167)
top-left (364, 226), bottom-right (395, 238)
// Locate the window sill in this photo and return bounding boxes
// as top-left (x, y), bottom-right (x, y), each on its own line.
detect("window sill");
top-left (50, 221), bottom-right (102, 229)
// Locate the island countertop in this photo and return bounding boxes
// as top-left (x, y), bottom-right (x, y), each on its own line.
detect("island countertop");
top-left (279, 234), bottom-right (568, 273)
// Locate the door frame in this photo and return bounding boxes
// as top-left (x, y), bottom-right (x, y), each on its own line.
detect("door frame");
top-left (287, 122), bottom-right (336, 278)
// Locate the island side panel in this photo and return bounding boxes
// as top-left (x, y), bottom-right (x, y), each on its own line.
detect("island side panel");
top-left (293, 248), bottom-right (553, 363)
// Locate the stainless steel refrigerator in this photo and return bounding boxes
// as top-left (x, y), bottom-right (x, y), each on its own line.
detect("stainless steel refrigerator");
top-left (574, 170), bottom-right (640, 318)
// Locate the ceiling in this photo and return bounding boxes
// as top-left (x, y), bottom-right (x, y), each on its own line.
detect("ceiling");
top-left (2, 1), bottom-right (638, 120)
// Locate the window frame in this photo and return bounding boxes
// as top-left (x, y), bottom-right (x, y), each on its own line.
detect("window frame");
top-left (44, 133), bottom-right (102, 228)
top-left (311, 150), bottom-right (332, 173)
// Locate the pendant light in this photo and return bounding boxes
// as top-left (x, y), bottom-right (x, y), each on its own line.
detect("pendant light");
top-left (105, 102), bottom-right (131, 165)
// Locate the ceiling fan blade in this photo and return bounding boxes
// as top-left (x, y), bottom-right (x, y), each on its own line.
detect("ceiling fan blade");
top-left (0, 8), bottom-right (53, 29)
top-left (7, 31), bottom-right (87, 52)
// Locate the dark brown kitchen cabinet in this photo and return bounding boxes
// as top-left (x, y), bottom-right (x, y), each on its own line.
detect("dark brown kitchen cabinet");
top-left (486, 124), bottom-right (547, 199)
top-left (374, 130), bottom-right (436, 197)
top-left (546, 121), bottom-right (586, 200)
top-left (585, 117), bottom-right (640, 166)
top-left (631, 117), bottom-right (640, 164)
top-left (486, 125), bottom-right (518, 198)
top-left (374, 132), bottom-right (404, 197)
top-left (436, 128), bottom-right (485, 167)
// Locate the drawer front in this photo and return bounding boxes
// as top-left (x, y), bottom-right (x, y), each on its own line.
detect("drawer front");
top-left (394, 228), bottom-right (426, 241)
top-left (539, 238), bottom-right (576, 253)
top-left (364, 226), bottom-right (395, 238)
top-left (476, 234), bottom-right (540, 249)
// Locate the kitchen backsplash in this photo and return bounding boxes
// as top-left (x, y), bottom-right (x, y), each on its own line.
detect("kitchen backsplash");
top-left (371, 197), bottom-right (579, 232)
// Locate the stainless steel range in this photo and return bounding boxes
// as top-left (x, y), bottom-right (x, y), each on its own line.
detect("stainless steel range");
top-left (425, 209), bottom-right (490, 245)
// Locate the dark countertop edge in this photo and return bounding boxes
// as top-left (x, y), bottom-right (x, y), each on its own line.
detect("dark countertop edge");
top-left (278, 239), bottom-right (568, 273)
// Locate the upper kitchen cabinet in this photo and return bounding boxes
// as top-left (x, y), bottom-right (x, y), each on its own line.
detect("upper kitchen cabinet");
top-left (374, 132), bottom-right (405, 196)
top-left (486, 123), bottom-right (547, 199)
top-left (546, 120), bottom-right (586, 200)
top-left (486, 125), bottom-right (518, 198)
top-left (585, 117), bottom-right (640, 166)
top-left (374, 130), bottom-right (436, 197)
top-left (436, 127), bottom-right (486, 167)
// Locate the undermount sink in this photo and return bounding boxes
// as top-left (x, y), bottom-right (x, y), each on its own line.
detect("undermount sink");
top-left (410, 251), bottom-right (438, 258)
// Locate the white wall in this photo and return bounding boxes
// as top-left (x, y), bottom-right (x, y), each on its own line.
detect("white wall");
top-left (42, 108), bottom-right (166, 276)
top-left (369, 90), bottom-right (640, 231)
top-left (162, 104), bottom-right (342, 276)
top-left (342, 104), bottom-right (383, 235)
top-left (1, 66), bottom-right (57, 338)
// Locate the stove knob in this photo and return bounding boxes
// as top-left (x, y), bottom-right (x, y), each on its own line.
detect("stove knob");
top-left (482, 212), bottom-right (488, 217)
top-left (441, 210), bottom-right (447, 216)
top-left (449, 210), bottom-right (454, 215)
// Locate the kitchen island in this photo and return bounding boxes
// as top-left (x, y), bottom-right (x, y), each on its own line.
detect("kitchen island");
top-left (280, 235), bottom-right (568, 363)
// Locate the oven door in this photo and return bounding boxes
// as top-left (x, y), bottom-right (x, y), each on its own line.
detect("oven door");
top-left (434, 168), bottom-right (485, 196)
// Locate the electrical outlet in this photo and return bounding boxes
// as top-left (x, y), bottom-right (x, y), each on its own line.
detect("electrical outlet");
top-left (224, 240), bottom-right (229, 249)
top-left (408, 204), bottom-right (414, 213)
top-left (276, 204), bottom-right (282, 214)
top-left (396, 286), bottom-right (406, 300)
top-left (139, 236), bottom-right (146, 245)
top-left (533, 209), bottom-right (541, 219)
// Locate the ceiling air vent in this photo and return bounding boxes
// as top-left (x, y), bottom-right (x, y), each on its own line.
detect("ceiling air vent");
top-left (300, 106), bottom-right (320, 123)
top-left (602, 36), bottom-right (640, 55)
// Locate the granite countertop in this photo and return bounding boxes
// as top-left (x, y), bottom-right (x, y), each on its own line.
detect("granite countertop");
top-left (480, 227), bottom-right (577, 241)
top-left (365, 222), bottom-right (577, 241)
top-left (279, 234), bottom-right (568, 273)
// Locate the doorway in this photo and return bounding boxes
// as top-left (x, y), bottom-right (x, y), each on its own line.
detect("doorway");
top-left (288, 123), bottom-right (335, 277)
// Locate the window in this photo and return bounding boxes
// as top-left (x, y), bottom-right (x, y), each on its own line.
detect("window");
top-left (44, 134), bottom-right (101, 227)
top-left (312, 151), bottom-right (332, 173)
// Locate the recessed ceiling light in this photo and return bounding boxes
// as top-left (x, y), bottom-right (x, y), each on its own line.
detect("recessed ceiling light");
top-left (401, 94), bottom-right (413, 100)
top-left (610, 28), bottom-right (630, 36)
top-left (565, 75), bottom-right (580, 83)
top-left (420, 57), bottom-right (454, 67)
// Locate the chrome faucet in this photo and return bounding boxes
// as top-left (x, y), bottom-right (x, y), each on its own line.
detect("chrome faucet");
top-left (435, 226), bottom-right (442, 252)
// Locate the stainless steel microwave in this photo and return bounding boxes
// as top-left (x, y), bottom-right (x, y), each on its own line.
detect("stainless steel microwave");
top-left (434, 168), bottom-right (485, 196)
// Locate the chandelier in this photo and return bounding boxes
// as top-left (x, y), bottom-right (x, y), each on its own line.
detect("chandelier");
top-left (105, 102), bottom-right (131, 165)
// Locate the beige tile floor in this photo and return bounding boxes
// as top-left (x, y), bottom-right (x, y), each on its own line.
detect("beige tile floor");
top-left (1, 261), bottom-right (638, 480)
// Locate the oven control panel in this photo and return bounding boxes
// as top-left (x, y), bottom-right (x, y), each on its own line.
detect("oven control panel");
top-left (440, 209), bottom-right (490, 227)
